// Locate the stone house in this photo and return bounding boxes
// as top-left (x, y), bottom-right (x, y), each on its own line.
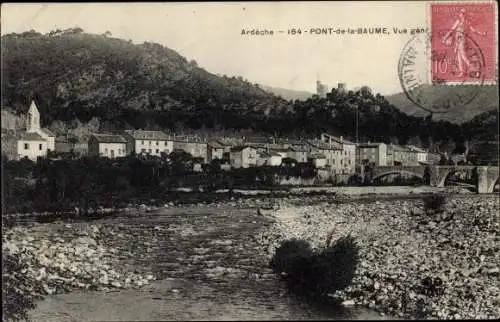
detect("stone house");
top-left (88, 134), bottom-right (127, 158)
top-left (388, 144), bottom-right (420, 166)
top-left (306, 140), bottom-right (343, 171)
top-left (207, 141), bottom-right (225, 161)
top-left (308, 153), bottom-right (327, 168)
top-left (122, 130), bottom-right (173, 157)
top-left (320, 133), bottom-right (356, 174)
top-left (356, 142), bottom-right (388, 166)
top-left (230, 146), bottom-right (258, 168)
top-left (172, 135), bottom-right (208, 163)
top-left (407, 145), bottom-right (429, 164)
top-left (287, 146), bottom-right (308, 163)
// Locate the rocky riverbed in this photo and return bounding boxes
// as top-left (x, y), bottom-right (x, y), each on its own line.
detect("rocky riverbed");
top-left (3, 201), bottom-right (388, 321)
top-left (256, 195), bottom-right (500, 319)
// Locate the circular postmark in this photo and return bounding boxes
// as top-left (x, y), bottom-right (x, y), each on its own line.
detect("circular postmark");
top-left (398, 29), bottom-right (486, 114)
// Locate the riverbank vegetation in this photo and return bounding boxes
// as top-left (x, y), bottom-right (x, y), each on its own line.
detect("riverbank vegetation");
top-left (2, 155), bottom-right (428, 215)
top-left (270, 235), bottom-right (359, 300)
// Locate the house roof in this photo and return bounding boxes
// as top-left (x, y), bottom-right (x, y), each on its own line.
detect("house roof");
top-left (172, 135), bottom-right (205, 143)
top-left (406, 145), bottom-right (427, 153)
top-left (321, 133), bottom-right (355, 145)
top-left (231, 145), bottom-right (255, 152)
top-left (245, 142), bottom-right (268, 149)
top-left (123, 130), bottom-right (171, 141)
top-left (208, 141), bottom-right (225, 149)
top-left (259, 151), bottom-right (272, 158)
top-left (245, 136), bottom-right (273, 144)
top-left (267, 151), bottom-right (283, 157)
top-left (217, 138), bottom-right (241, 146)
top-left (269, 147), bottom-right (289, 153)
top-left (17, 132), bottom-right (47, 141)
top-left (288, 146), bottom-right (309, 152)
top-left (275, 138), bottom-right (306, 145)
top-left (308, 153), bottom-right (327, 159)
top-left (40, 128), bottom-right (56, 137)
top-left (357, 142), bottom-right (386, 148)
top-left (390, 144), bottom-right (411, 152)
top-left (90, 133), bottom-right (127, 143)
top-left (306, 140), bottom-right (341, 150)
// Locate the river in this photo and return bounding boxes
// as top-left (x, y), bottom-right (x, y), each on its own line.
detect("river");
top-left (29, 203), bottom-right (391, 321)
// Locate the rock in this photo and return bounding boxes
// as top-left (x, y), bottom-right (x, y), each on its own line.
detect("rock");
top-left (74, 236), bottom-right (97, 247)
top-left (487, 267), bottom-right (499, 276)
top-left (111, 281), bottom-right (122, 288)
top-left (3, 241), bottom-right (19, 254)
top-left (342, 299), bottom-right (356, 306)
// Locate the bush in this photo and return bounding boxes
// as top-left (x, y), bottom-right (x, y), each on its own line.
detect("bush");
top-left (423, 194), bottom-right (447, 214)
top-left (2, 250), bottom-right (41, 321)
top-left (270, 234), bottom-right (359, 299)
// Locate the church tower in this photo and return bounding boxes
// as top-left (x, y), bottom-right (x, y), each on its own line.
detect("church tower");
top-left (26, 100), bottom-right (41, 133)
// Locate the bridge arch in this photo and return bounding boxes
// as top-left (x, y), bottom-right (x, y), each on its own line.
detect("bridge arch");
top-left (436, 168), bottom-right (476, 188)
top-left (371, 170), bottom-right (424, 183)
top-left (488, 175), bottom-right (500, 193)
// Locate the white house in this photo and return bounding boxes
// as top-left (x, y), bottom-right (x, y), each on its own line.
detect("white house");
top-left (259, 151), bottom-right (283, 166)
top-left (230, 146), bottom-right (258, 168)
top-left (16, 132), bottom-right (49, 161)
top-left (122, 130), bottom-right (173, 157)
top-left (88, 134), bottom-right (127, 158)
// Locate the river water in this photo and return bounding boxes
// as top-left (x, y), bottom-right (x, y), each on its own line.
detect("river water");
top-left (30, 204), bottom-right (390, 321)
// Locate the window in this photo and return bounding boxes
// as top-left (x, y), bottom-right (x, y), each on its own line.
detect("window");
top-left (340, 159), bottom-right (343, 164)
top-left (165, 141), bottom-right (168, 146)
top-left (105, 148), bottom-right (108, 154)
top-left (148, 149), bottom-right (152, 153)
top-left (24, 143), bottom-right (29, 150)
top-left (39, 144), bottom-right (42, 150)
top-left (156, 141), bottom-right (159, 146)
top-left (142, 141), bottom-right (145, 145)
top-left (156, 149), bottom-right (159, 153)
top-left (141, 148), bottom-right (146, 153)
top-left (149, 141), bottom-right (151, 146)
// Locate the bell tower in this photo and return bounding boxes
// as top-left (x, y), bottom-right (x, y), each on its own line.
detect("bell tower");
top-left (26, 100), bottom-right (41, 133)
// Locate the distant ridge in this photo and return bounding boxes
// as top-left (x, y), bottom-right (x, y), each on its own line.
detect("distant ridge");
top-left (386, 84), bottom-right (499, 124)
top-left (260, 85), bottom-right (314, 101)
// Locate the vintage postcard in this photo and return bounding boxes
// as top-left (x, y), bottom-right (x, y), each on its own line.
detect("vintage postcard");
top-left (1, 1), bottom-right (498, 321)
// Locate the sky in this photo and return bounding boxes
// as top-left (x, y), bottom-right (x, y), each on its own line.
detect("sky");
top-left (2, 2), bottom-right (436, 95)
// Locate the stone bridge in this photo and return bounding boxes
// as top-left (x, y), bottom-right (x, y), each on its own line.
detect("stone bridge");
top-left (368, 165), bottom-right (499, 194)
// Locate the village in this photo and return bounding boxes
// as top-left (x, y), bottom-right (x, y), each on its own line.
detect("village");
top-left (3, 101), bottom-right (447, 175)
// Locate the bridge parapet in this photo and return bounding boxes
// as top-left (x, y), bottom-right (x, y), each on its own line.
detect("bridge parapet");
top-left (369, 165), bottom-right (498, 194)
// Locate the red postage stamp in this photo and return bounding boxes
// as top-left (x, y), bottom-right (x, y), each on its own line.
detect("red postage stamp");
top-left (430, 2), bottom-right (496, 84)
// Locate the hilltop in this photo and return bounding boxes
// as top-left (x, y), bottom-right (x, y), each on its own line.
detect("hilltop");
top-left (386, 85), bottom-right (499, 124)
top-left (1, 28), bottom-right (287, 130)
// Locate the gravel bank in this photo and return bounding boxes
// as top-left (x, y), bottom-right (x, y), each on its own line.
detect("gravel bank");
top-left (256, 196), bottom-right (500, 319)
top-left (2, 222), bottom-right (157, 299)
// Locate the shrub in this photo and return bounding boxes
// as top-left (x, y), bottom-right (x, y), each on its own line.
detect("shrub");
top-left (2, 250), bottom-right (41, 321)
top-left (423, 194), bottom-right (447, 214)
top-left (270, 234), bottom-right (359, 299)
